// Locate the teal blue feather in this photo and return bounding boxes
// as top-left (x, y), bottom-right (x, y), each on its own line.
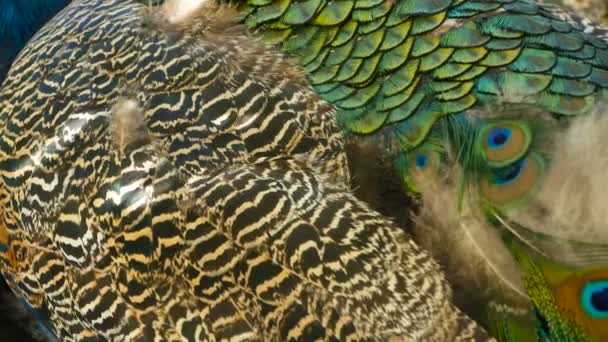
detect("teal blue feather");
top-left (0, 0), bottom-right (70, 83)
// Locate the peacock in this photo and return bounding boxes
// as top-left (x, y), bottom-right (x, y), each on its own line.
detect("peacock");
top-left (0, 0), bottom-right (494, 340)
top-left (224, 0), bottom-right (608, 340)
top-left (3, 0), bottom-right (608, 340)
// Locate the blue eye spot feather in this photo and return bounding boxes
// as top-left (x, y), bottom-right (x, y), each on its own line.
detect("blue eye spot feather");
top-left (582, 281), bottom-right (608, 319)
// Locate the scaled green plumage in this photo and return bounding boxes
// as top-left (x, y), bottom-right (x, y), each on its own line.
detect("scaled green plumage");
top-left (233, 0), bottom-right (608, 226)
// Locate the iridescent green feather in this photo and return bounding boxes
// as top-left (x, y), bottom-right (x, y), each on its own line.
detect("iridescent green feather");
top-left (236, 1), bottom-right (608, 220)
top-left (485, 302), bottom-right (539, 342)
top-left (503, 234), bottom-right (595, 342)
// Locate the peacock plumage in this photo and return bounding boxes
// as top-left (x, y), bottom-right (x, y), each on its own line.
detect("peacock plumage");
top-left (0, 0), bottom-right (493, 340)
top-left (3, 0), bottom-right (608, 340)
top-left (227, 0), bottom-right (608, 340)
top-left (497, 222), bottom-right (608, 342)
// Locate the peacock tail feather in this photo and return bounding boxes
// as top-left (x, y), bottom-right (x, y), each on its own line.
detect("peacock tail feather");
top-left (503, 225), bottom-right (608, 342)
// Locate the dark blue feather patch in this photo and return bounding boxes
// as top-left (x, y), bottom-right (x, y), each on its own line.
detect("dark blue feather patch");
top-left (0, 0), bottom-right (70, 83)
